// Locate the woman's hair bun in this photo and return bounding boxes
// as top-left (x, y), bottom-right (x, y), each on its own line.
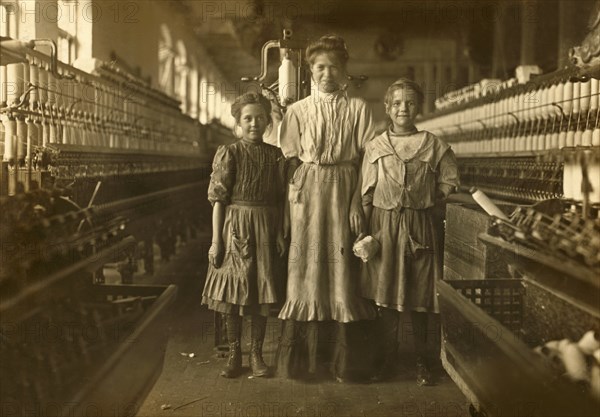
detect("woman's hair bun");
top-left (305, 34), bottom-right (349, 66)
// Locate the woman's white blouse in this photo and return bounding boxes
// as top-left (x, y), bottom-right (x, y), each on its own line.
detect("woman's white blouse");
top-left (279, 90), bottom-right (376, 164)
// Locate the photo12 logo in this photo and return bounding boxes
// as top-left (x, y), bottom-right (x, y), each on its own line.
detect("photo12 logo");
top-left (0, 1), bottom-right (139, 25)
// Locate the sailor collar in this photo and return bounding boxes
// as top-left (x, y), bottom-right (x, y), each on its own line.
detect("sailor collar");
top-left (366, 131), bottom-right (449, 169)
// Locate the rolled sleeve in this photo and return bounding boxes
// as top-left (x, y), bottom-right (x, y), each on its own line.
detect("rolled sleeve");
top-left (361, 147), bottom-right (378, 206)
top-left (356, 101), bottom-right (376, 152)
top-left (208, 145), bottom-right (235, 205)
top-left (279, 105), bottom-right (302, 159)
top-left (437, 149), bottom-right (460, 198)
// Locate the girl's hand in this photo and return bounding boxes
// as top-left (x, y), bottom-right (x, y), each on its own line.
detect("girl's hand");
top-left (208, 241), bottom-right (224, 268)
top-left (276, 232), bottom-right (287, 257)
top-left (349, 201), bottom-right (365, 237)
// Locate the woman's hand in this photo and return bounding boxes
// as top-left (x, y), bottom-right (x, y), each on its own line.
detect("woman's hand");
top-left (349, 200), bottom-right (365, 237)
top-left (283, 212), bottom-right (291, 241)
top-left (283, 201), bottom-right (291, 240)
top-left (208, 240), bottom-right (225, 268)
top-left (287, 157), bottom-right (301, 183)
top-left (276, 231), bottom-right (287, 257)
top-left (350, 158), bottom-right (366, 237)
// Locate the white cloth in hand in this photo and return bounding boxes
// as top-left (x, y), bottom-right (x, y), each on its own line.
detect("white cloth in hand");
top-left (352, 235), bottom-right (380, 263)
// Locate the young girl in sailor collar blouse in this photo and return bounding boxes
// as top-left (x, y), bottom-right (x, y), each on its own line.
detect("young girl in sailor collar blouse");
top-left (359, 78), bottom-right (459, 385)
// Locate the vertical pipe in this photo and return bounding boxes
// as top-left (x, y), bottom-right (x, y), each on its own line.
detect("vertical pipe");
top-left (34, 117), bottom-right (42, 153)
top-left (0, 66), bottom-right (7, 107)
top-left (25, 118), bottom-right (34, 190)
top-left (572, 81), bottom-right (581, 116)
top-left (6, 63), bottom-right (24, 106)
top-left (2, 116), bottom-right (16, 162)
top-left (29, 61), bottom-right (39, 110)
top-left (26, 118), bottom-right (35, 162)
top-left (42, 119), bottom-right (49, 147)
top-left (16, 118), bottom-right (26, 166)
top-left (591, 78), bottom-right (599, 114)
top-left (47, 71), bottom-right (56, 111)
top-left (22, 59), bottom-right (30, 108)
top-left (38, 65), bottom-right (48, 108)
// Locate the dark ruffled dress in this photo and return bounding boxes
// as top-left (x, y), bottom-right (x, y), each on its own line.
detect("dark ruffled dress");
top-left (202, 140), bottom-right (286, 316)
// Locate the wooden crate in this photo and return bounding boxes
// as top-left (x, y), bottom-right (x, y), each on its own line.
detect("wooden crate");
top-left (444, 203), bottom-right (512, 280)
top-left (438, 279), bottom-right (599, 417)
top-left (70, 284), bottom-right (178, 416)
top-left (0, 283), bottom-right (177, 417)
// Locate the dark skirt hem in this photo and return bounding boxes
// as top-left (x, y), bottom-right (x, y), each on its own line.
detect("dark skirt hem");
top-left (202, 296), bottom-right (273, 317)
top-left (278, 299), bottom-right (376, 323)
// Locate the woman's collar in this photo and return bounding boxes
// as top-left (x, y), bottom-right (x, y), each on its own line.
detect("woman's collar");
top-left (311, 87), bottom-right (348, 103)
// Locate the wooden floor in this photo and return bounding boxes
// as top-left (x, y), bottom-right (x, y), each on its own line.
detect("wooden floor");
top-left (131, 237), bottom-right (470, 417)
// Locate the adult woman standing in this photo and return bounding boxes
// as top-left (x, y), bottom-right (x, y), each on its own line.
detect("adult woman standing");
top-left (276, 35), bottom-right (376, 381)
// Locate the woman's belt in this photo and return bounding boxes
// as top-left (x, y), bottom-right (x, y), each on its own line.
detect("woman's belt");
top-left (230, 200), bottom-right (274, 207)
top-left (373, 205), bottom-right (433, 213)
top-left (302, 160), bottom-right (358, 168)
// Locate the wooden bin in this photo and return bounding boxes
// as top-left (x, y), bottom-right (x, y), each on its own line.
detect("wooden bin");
top-left (70, 284), bottom-right (178, 416)
top-left (438, 278), bottom-right (599, 417)
top-left (1, 283), bottom-right (177, 417)
top-left (444, 203), bottom-right (515, 280)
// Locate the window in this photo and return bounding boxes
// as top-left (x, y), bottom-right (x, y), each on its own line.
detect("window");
top-left (214, 87), bottom-right (222, 121)
top-left (189, 55), bottom-right (199, 118)
top-left (206, 73), bottom-right (217, 122)
top-left (174, 40), bottom-right (188, 113)
top-left (199, 74), bottom-right (209, 124)
top-left (57, 0), bottom-right (77, 64)
top-left (158, 24), bottom-right (174, 95)
top-left (57, 29), bottom-right (75, 64)
top-left (0, 3), bottom-right (17, 38)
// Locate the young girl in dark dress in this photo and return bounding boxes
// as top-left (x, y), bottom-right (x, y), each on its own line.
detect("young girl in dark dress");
top-left (359, 79), bottom-right (459, 384)
top-left (202, 92), bottom-right (286, 378)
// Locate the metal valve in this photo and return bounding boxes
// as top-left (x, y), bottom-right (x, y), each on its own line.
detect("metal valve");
top-left (241, 29), bottom-right (308, 109)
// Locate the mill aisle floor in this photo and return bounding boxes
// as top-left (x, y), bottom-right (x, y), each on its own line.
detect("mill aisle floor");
top-left (129, 235), bottom-right (469, 417)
